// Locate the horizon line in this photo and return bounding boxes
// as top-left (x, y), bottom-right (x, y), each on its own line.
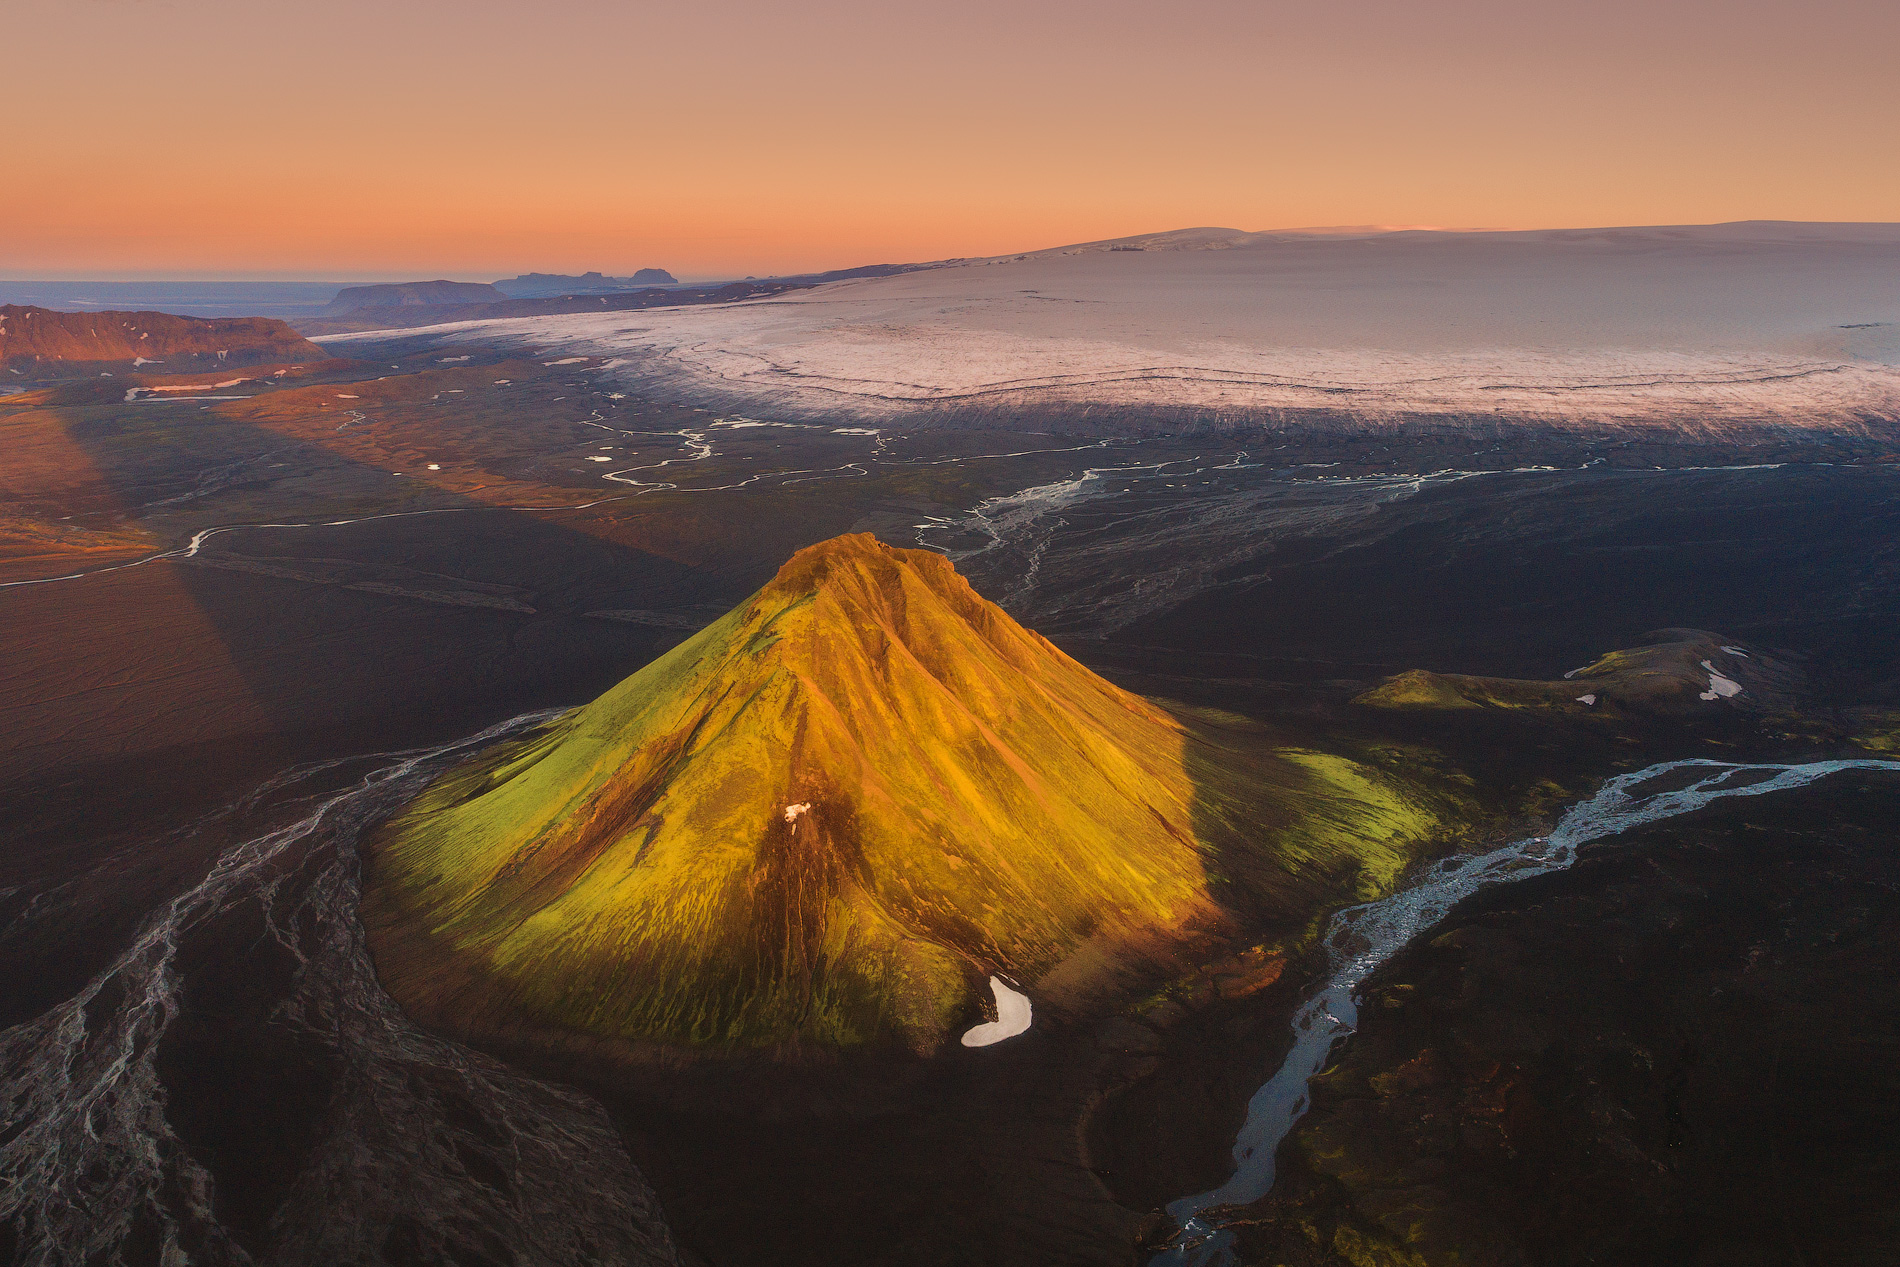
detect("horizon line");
top-left (6, 217), bottom-right (1898, 288)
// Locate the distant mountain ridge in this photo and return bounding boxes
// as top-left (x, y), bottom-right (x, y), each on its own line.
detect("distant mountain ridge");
top-left (494, 269), bottom-right (678, 298)
top-left (321, 280), bottom-right (507, 315)
top-left (970, 219), bottom-right (1900, 262)
top-left (297, 279), bottom-right (814, 336)
top-left (298, 257), bottom-right (939, 336)
top-left (0, 305), bottom-right (326, 376)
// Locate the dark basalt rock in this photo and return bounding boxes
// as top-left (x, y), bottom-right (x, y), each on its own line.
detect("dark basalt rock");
top-left (1226, 775), bottom-right (1900, 1267)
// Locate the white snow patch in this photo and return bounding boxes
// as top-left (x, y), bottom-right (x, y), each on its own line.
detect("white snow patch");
top-left (1720, 646), bottom-right (1750, 657)
top-left (543, 357), bottom-right (589, 365)
top-left (438, 356), bottom-right (471, 363)
top-left (1576, 694), bottom-right (1597, 705)
top-left (426, 463), bottom-right (441, 471)
top-left (782, 802), bottom-right (812, 825)
top-left (1699, 660), bottom-right (1744, 702)
top-left (584, 456), bottom-right (612, 462)
top-left (960, 976), bottom-right (1033, 1048)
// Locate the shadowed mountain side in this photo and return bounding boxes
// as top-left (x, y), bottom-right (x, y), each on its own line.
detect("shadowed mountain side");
top-left (364, 535), bottom-right (1453, 1057)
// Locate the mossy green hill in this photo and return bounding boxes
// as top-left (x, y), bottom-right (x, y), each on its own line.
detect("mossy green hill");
top-left (365, 535), bottom-right (1449, 1054)
top-left (1354, 629), bottom-right (1796, 717)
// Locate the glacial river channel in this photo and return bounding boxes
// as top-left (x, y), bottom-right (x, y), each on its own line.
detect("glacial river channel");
top-left (1151, 756), bottom-right (1900, 1265)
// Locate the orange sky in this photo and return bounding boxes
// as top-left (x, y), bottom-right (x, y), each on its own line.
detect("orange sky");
top-left (6, 0), bottom-right (1897, 280)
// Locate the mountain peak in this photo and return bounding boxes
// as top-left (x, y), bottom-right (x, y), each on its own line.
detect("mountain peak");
top-left (364, 535), bottom-right (1447, 1058)
top-left (366, 533), bottom-right (1211, 1053)
top-left (759, 533), bottom-right (984, 630)
top-left (764, 530), bottom-right (925, 586)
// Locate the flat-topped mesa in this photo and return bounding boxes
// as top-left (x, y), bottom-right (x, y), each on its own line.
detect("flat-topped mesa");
top-left (320, 280), bottom-right (508, 315)
top-left (364, 535), bottom-right (1447, 1057)
top-left (0, 305), bottom-right (327, 376)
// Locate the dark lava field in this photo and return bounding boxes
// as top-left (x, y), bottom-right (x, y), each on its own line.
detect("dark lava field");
top-left (3, 335), bottom-right (1898, 1267)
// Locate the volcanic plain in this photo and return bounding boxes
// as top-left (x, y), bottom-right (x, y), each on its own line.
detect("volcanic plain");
top-left (2, 304), bottom-right (1898, 1267)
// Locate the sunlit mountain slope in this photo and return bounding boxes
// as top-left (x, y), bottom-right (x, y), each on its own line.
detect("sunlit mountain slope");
top-left (365, 535), bottom-right (1445, 1053)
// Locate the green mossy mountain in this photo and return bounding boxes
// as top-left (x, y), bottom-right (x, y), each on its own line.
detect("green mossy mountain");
top-left (365, 535), bottom-right (1449, 1055)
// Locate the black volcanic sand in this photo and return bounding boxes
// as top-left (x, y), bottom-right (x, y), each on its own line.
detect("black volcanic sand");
top-left (568, 711), bottom-right (1876, 1267)
top-left (488, 1020), bottom-right (1175, 1267)
top-left (4, 347), bottom-right (1900, 1266)
top-left (1146, 775), bottom-right (1900, 1267)
top-left (966, 461), bottom-right (1900, 705)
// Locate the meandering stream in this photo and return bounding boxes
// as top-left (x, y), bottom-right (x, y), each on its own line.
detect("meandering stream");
top-left (1151, 756), bottom-right (1900, 1266)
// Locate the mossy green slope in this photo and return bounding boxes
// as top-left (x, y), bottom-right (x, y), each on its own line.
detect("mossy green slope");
top-left (365, 535), bottom-right (1447, 1053)
top-left (1355, 629), bottom-right (1787, 717)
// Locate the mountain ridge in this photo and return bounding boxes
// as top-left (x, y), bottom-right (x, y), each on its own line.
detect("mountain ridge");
top-left (494, 269), bottom-right (679, 297)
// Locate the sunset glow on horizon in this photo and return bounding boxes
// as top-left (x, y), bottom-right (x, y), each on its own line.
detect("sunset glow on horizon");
top-left (8, 0), bottom-right (1897, 280)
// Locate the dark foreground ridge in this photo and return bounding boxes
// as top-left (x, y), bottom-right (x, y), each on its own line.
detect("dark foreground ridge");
top-left (1201, 776), bottom-right (1900, 1267)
